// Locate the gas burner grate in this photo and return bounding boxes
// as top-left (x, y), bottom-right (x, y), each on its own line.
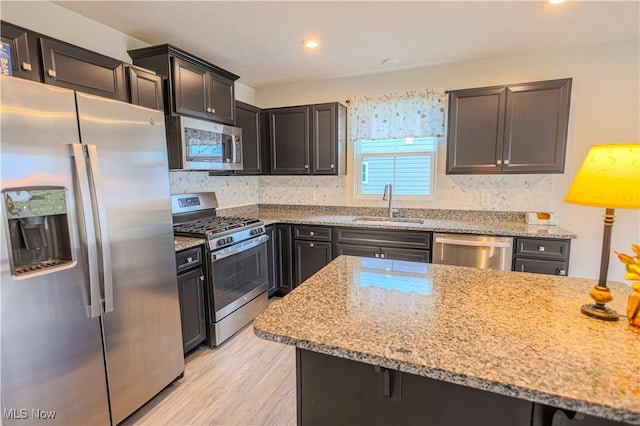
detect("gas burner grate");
top-left (174, 216), bottom-right (261, 239)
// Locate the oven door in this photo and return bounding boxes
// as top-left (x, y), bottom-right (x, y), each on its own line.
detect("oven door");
top-left (209, 234), bottom-right (268, 321)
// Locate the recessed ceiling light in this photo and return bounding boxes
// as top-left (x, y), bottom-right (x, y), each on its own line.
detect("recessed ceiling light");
top-left (304, 39), bottom-right (319, 49)
top-left (382, 59), bottom-right (399, 67)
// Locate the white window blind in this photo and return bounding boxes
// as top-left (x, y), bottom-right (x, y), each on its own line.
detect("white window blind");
top-left (355, 137), bottom-right (436, 198)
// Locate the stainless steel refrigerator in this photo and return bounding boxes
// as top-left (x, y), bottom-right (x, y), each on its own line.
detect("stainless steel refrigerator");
top-left (1, 76), bottom-right (184, 425)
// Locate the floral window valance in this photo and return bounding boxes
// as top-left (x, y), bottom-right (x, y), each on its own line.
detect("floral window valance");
top-left (348, 89), bottom-right (447, 141)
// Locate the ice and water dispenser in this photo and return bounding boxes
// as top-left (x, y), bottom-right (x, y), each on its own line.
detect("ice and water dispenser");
top-left (3, 188), bottom-right (73, 277)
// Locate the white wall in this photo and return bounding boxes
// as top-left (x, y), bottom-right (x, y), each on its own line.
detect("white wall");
top-left (256, 40), bottom-right (640, 282)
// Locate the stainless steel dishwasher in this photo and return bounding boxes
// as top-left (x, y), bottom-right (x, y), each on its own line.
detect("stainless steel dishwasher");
top-left (432, 233), bottom-right (514, 270)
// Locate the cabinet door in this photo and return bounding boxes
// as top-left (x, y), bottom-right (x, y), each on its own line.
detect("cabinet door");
top-left (40, 38), bottom-right (126, 101)
top-left (172, 56), bottom-right (209, 119)
top-left (381, 247), bottom-right (430, 263)
top-left (265, 225), bottom-right (278, 296)
top-left (311, 103), bottom-right (337, 175)
top-left (446, 86), bottom-right (506, 174)
top-left (515, 238), bottom-right (570, 261)
top-left (295, 240), bottom-right (332, 285)
top-left (207, 72), bottom-right (235, 124)
top-left (234, 101), bottom-right (262, 174)
top-left (1, 21), bottom-right (41, 81)
top-left (127, 65), bottom-right (164, 111)
top-left (276, 225), bottom-right (294, 294)
top-left (514, 258), bottom-right (568, 276)
top-left (334, 243), bottom-right (379, 259)
top-left (177, 267), bottom-right (206, 353)
top-left (270, 106), bottom-right (310, 174)
top-left (503, 79), bottom-right (571, 173)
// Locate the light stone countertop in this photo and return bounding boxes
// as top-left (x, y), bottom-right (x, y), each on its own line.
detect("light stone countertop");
top-left (254, 255), bottom-right (640, 424)
top-left (256, 211), bottom-right (576, 239)
top-left (174, 236), bottom-right (205, 252)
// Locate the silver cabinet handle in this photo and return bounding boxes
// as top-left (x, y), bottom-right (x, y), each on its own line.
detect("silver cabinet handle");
top-left (538, 246), bottom-right (545, 252)
top-left (187, 256), bottom-right (193, 263)
top-left (47, 69), bottom-right (56, 78)
top-left (21, 62), bottom-right (32, 71)
top-left (86, 144), bottom-right (114, 314)
top-left (558, 269), bottom-right (566, 276)
top-left (72, 144), bottom-right (101, 319)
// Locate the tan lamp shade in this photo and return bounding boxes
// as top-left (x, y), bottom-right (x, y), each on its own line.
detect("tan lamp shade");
top-left (564, 143), bottom-right (640, 209)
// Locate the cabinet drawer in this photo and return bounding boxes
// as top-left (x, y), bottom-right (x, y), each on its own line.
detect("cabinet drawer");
top-left (294, 225), bottom-right (332, 241)
top-left (515, 238), bottom-right (570, 261)
top-left (176, 246), bottom-right (202, 273)
top-left (334, 227), bottom-right (431, 250)
top-left (514, 258), bottom-right (568, 276)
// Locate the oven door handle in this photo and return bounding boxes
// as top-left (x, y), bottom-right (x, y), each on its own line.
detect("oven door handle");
top-left (211, 234), bottom-right (269, 262)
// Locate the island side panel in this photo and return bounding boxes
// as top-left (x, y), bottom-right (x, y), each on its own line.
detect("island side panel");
top-left (296, 348), bottom-right (533, 426)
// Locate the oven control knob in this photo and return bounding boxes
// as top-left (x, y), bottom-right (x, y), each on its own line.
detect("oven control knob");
top-left (217, 239), bottom-right (225, 247)
top-left (226, 236), bottom-right (234, 244)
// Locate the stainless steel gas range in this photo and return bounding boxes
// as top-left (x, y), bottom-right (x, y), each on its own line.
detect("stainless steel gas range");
top-left (171, 193), bottom-right (269, 346)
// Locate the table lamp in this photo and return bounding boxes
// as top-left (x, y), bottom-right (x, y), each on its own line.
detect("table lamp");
top-left (564, 143), bottom-right (640, 321)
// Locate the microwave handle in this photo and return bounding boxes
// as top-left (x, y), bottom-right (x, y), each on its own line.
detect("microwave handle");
top-left (230, 136), bottom-right (239, 163)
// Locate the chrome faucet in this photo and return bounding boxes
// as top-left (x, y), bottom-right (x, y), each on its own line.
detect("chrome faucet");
top-left (383, 183), bottom-right (396, 219)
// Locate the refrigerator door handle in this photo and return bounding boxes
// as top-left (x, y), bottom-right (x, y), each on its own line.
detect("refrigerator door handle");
top-left (86, 144), bottom-right (114, 314)
top-left (71, 143), bottom-right (102, 319)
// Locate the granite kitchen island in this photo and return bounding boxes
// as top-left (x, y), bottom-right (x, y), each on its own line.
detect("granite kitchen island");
top-left (254, 255), bottom-right (640, 426)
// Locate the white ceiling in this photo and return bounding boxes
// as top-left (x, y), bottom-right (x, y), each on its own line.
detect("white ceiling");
top-left (54, 1), bottom-right (639, 89)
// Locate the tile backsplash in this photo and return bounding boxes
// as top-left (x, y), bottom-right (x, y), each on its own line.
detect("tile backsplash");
top-left (169, 171), bottom-right (554, 212)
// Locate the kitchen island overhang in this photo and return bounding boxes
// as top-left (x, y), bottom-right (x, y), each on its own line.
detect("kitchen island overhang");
top-left (254, 255), bottom-right (640, 425)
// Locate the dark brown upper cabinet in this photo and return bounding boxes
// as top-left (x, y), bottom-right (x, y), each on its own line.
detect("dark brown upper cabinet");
top-left (126, 65), bottom-right (163, 111)
top-left (234, 101), bottom-right (262, 175)
top-left (446, 78), bottom-right (571, 174)
top-left (1, 21), bottom-right (41, 81)
top-left (266, 102), bottom-right (346, 175)
top-left (40, 37), bottom-right (127, 102)
top-left (128, 44), bottom-right (238, 125)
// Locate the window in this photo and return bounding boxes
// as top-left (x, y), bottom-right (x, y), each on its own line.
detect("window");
top-left (347, 88), bottom-right (447, 201)
top-left (354, 137), bottom-right (437, 199)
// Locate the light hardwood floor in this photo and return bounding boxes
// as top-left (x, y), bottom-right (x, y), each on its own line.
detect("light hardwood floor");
top-left (121, 323), bottom-right (296, 426)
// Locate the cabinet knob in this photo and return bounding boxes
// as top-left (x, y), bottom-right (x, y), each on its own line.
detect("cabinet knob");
top-left (310, 243), bottom-right (314, 247)
top-left (558, 269), bottom-right (566, 275)
top-left (374, 253), bottom-right (380, 258)
top-left (330, 164), bottom-right (335, 168)
top-left (186, 256), bottom-right (193, 263)
top-left (304, 165), bottom-right (309, 169)
top-left (206, 107), bottom-right (212, 113)
top-left (199, 275), bottom-right (205, 281)
top-left (380, 253), bottom-right (386, 259)
top-left (503, 159), bottom-right (510, 165)
top-left (21, 62), bottom-right (32, 71)
top-left (496, 159), bottom-right (502, 165)
top-left (538, 246), bottom-right (545, 252)
top-left (309, 231), bottom-right (315, 236)
top-left (47, 69), bottom-right (57, 78)
top-left (211, 108), bottom-right (216, 114)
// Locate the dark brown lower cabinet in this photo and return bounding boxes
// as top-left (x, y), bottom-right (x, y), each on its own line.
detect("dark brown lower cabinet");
top-left (294, 240), bottom-right (332, 285)
top-left (513, 237), bottom-right (570, 276)
top-left (275, 225), bottom-right (294, 296)
top-left (265, 225), bottom-right (278, 297)
top-left (297, 349), bottom-right (628, 426)
top-left (176, 247), bottom-right (206, 353)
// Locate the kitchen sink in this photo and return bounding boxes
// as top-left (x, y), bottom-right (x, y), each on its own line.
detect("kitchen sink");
top-left (352, 216), bottom-right (424, 225)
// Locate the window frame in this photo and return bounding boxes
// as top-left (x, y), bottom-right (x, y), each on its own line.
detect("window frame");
top-left (353, 137), bottom-right (437, 201)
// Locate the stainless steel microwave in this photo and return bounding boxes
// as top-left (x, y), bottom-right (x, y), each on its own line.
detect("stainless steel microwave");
top-left (166, 116), bottom-right (243, 171)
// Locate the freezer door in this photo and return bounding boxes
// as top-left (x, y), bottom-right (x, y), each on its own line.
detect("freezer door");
top-left (75, 92), bottom-right (184, 424)
top-left (0, 77), bottom-right (111, 425)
